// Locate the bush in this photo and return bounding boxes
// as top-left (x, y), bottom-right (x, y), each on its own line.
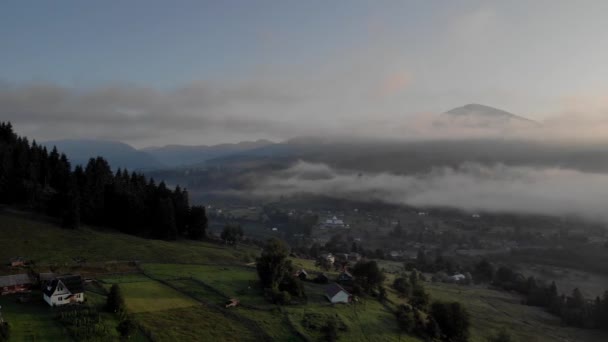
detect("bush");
top-left (430, 301), bottom-right (470, 342)
top-left (0, 322), bottom-right (10, 342)
top-left (487, 328), bottom-right (512, 342)
top-left (270, 288), bottom-right (292, 304)
top-left (117, 317), bottom-right (137, 338)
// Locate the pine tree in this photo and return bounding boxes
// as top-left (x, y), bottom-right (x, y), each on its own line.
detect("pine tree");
top-left (106, 284), bottom-right (125, 313)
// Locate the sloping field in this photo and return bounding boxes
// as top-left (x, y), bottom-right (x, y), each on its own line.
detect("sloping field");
top-left (0, 212), bottom-right (255, 265)
top-left (426, 282), bottom-right (608, 342)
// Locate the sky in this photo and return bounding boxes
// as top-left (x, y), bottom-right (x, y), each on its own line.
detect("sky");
top-left (3, 0), bottom-right (608, 147)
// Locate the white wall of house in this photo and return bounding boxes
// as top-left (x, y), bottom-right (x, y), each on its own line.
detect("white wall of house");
top-left (44, 292), bottom-right (84, 306)
top-left (328, 291), bottom-right (349, 304)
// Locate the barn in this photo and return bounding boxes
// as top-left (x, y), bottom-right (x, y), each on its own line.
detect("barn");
top-left (0, 274), bottom-right (33, 295)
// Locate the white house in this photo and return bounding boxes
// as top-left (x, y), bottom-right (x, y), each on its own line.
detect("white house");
top-left (325, 283), bottom-right (350, 304)
top-left (448, 274), bottom-right (467, 283)
top-left (320, 253), bottom-right (335, 265)
top-left (43, 275), bottom-right (85, 307)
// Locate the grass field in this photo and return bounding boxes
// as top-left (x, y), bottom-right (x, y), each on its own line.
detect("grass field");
top-left (142, 263), bottom-right (270, 307)
top-left (165, 279), bottom-right (228, 305)
top-left (426, 282), bottom-right (608, 342)
top-left (284, 300), bottom-right (420, 342)
top-left (117, 278), bottom-right (199, 313)
top-left (0, 290), bottom-right (149, 342)
top-left (0, 294), bottom-right (68, 341)
top-left (0, 212), bottom-right (256, 266)
top-left (234, 308), bottom-right (299, 341)
top-left (2, 212), bottom-right (608, 342)
top-left (135, 306), bottom-right (259, 342)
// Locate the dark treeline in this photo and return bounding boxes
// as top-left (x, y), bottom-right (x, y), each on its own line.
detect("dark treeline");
top-left (473, 259), bottom-right (608, 331)
top-left (0, 122), bottom-right (207, 240)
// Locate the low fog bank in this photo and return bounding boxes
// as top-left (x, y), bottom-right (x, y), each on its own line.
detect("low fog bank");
top-left (249, 161), bottom-right (608, 223)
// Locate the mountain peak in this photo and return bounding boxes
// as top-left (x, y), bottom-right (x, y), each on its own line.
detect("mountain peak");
top-left (444, 104), bottom-right (538, 125)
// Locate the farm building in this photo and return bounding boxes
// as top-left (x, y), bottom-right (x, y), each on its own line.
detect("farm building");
top-left (325, 283), bottom-right (350, 304)
top-left (8, 257), bottom-right (27, 267)
top-left (43, 275), bottom-right (85, 306)
top-left (0, 274), bottom-right (33, 295)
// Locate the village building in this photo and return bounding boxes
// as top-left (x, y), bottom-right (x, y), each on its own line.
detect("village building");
top-left (0, 274), bottom-right (33, 295)
top-left (294, 269), bottom-right (308, 281)
top-left (320, 253), bottom-right (335, 265)
top-left (8, 257), bottom-right (27, 267)
top-left (448, 274), bottom-right (467, 283)
top-left (323, 216), bottom-right (345, 229)
top-left (325, 283), bottom-right (351, 304)
top-left (335, 253), bottom-right (349, 262)
top-left (337, 270), bottom-right (354, 286)
top-left (43, 275), bottom-right (85, 306)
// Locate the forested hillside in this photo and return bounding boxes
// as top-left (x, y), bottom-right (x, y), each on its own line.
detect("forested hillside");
top-left (0, 122), bottom-right (207, 240)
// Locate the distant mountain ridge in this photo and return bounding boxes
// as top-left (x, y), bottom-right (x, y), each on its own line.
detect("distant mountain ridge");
top-left (42, 139), bottom-right (165, 171)
top-left (142, 139), bottom-right (275, 167)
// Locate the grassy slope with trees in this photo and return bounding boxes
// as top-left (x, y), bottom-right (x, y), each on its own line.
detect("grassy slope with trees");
top-left (1, 213), bottom-right (607, 341)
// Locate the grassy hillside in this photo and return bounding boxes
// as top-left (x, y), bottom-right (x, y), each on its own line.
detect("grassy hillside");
top-left (425, 283), bottom-right (607, 342)
top-left (1, 211), bottom-right (607, 342)
top-left (0, 211), bottom-right (257, 268)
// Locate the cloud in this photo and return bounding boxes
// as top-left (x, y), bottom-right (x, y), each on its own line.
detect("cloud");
top-left (4, 77), bottom-right (608, 148)
top-left (249, 161), bottom-right (608, 223)
top-left (0, 81), bottom-right (301, 147)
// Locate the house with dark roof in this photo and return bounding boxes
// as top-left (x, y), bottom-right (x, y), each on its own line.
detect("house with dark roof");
top-left (337, 270), bottom-right (354, 286)
top-left (294, 269), bottom-right (308, 281)
top-left (325, 283), bottom-right (350, 304)
top-left (43, 275), bottom-right (85, 306)
top-left (0, 274), bottom-right (33, 295)
top-left (37, 272), bottom-right (57, 288)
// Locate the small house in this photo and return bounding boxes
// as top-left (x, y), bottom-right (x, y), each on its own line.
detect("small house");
top-left (448, 274), bottom-right (466, 283)
top-left (294, 269), bottom-right (308, 281)
top-left (325, 283), bottom-right (350, 304)
top-left (0, 274), bottom-right (33, 295)
top-left (337, 270), bottom-right (354, 284)
top-left (43, 275), bottom-right (85, 306)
